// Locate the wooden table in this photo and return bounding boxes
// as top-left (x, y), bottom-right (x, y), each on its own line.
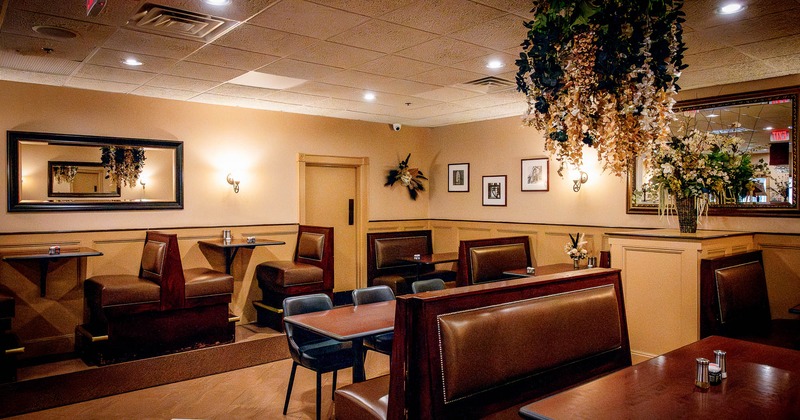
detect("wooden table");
top-left (282, 300), bottom-right (395, 383)
top-left (198, 238), bottom-right (285, 274)
top-left (1, 247), bottom-right (103, 297)
top-left (519, 336), bottom-right (800, 419)
top-left (502, 263), bottom-right (580, 278)
top-left (401, 251), bottom-right (459, 282)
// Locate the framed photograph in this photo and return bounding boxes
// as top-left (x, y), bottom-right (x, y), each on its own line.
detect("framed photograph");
top-left (482, 175), bottom-right (507, 206)
top-left (521, 158), bottom-right (549, 192)
top-left (448, 163), bottom-right (469, 192)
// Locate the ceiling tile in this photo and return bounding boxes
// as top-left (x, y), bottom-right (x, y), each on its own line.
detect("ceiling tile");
top-left (256, 58), bottom-right (341, 80)
top-left (85, 48), bottom-right (179, 73)
top-left (1, 7), bottom-right (117, 51)
top-left (189, 93), bottom-right (268, 108)
top-left (472, 0), bottom-right (535, 17)
top-left (683, 48), bottom-right (755, 72)
top-left (214, 24), bottom-right (318, 57)
top-left (74, 63), bottom-right (156, 85)
top-left (0, 67), bottom-right (68, 86)
top-left (186, 44), bottom-right (279, 71)
top-left (449, 14), bottom-right (527, 51)
top-left (320, 70), bottom-right (440, 96)
top-left (450, 52), bottom-right (518, 76)
top-left (165, 61), bottom-right (247, 82)
top-left (698, 11), bottom-right (800, 48)
top-left (102, 29), bottom-right (204, 60)
top-left (150, 0), bottom-right (279, 22)
top-left (412, 86), bottom-right (484, 102)
top-left (288, 81), bottom-right (368, 101)
top-left (249, 0), bottom-right (368, 39)
top-left (65, 76), bottom-right (138, 93)
top-left (263, 90), bottom-right (329, 106)
top-left (353, 55), bottom-right (438, 78)
top-left (131, 85), bottom-right (198, 101)
top-left (8, 0), bottom-right (141, 26)
top-left (206, 83), bottom-right (277, 100)
top-left (451, 89), bottom-right (524, 108)
top-left (329, 20), bottom-right (438, 54)
top-left (0, 48), bottom-right (82, 75)
top-left (288, 41), bottom-right (384, 68)
top-left (736, 34), bottom-right (800, 60)
top-left (396, 102), bottom-right (471, 119)
top-left (681, 0), bottom-right (799, 31)
top-left (305, 0), bottom-right (416, 17)
top-left (396, 37), bottom-right (494, 66)
top-left (381, 0), bottom-right (505, 35)
top-left (0, 31), bottom-right (94, 62)
top-left (146, 74), bottom-right (220, 92)
top-left (410, 66), bottom-right (486, 87)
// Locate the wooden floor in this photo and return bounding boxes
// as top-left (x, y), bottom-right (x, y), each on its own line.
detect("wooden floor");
top-left (9, 352), bottom-right (390, 419)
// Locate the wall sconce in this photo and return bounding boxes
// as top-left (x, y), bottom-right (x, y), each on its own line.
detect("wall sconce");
top-left (571, 168), bottom-right (588, 192)
top-left (226, 173), bottom-right (240, 193)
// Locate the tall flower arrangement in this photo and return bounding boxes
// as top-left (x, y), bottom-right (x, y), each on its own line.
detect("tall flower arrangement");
top-left (515, 0), bottom-right (686, 176)
top-left (101, 146), bottom-right (146, 188)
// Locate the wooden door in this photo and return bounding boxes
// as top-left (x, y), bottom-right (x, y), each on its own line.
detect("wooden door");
top-left (304, 165), bottom-right (358, 292)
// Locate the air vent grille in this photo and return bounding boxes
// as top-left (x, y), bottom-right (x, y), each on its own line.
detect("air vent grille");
top-left (463, 76), bottom-right (515, 88)
top-left (126, 3), bottom-right (238, 42)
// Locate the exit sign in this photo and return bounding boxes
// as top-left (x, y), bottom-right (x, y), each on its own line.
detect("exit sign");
top-left (87, 0), bottom-right (106, 17)
top-left (771, 129), bottom-right (790, 142)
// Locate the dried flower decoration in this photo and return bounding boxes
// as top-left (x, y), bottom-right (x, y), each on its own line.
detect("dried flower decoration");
top-left (385, 153), bottom-right (428, 200)
top-left (101, 146), bottom-right (146, 188)
top-left (52, 165), bottom-right (78, 184)
top-left (515, 0), bottom-right (687, 176)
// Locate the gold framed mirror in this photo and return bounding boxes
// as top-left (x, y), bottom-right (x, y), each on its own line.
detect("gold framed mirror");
top-left (7, 131), bottom-right (183, 212)
top-left (627, 86), bottom-right (798, 217)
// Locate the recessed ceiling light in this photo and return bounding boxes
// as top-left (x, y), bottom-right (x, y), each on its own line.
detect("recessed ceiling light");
top-left (486, 60), bottom-right (504, 69)
top-left (122, 58), bottom-right (143, 66)
top-left (203, 0), bottom-right (231, 5)
top-left (718, 3), bottom-right (745, 14)
top-left (764, 126), bottom-right (774, 130)
top-left (706, 113), bottom-right (719, 118)
top-left (32, 25), bottom-right (78, 39)
top-left (363, 92), bottom-right (376, 101)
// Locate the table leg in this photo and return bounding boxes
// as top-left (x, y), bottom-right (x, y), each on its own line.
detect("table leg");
top-left (224, 248), bottom-right (240, 275)
top-left (38, 259), bottom-right (50, 297)
top-left (352, 338), bottom-right (366, 383)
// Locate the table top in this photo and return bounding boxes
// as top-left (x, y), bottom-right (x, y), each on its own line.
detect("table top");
top-left (502, 263), bottom-right (580, 278)
top-left (519, 336), bottom-right (800, 419)
top-left (1, 246), bottom-right (103, 261)
top-left (198, 238), bottom-right (285, 249)
top-left (401, 251), bottom-right (459, 265)
top-left (283, 300), bottom-right (395, 341)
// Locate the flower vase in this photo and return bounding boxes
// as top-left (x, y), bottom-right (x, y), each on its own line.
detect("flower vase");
top-left (676, 196), bottom-right (697, 233)
top-left (572, 257), bottom-right (580, 269)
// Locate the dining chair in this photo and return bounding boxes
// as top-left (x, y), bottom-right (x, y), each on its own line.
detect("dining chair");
top-left (351, 286), bottom-right (395, 356)
top-left (282, 294), bottom-right (355, 420)
top-left (411, 278), bottom-right (446, 293)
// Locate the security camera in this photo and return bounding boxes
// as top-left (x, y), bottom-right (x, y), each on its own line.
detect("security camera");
top-left (392, 123), bottom-right (402, 131)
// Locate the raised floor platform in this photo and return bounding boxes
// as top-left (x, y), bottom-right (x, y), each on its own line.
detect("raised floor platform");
top-left (0, 324), bottom-right (288, 418)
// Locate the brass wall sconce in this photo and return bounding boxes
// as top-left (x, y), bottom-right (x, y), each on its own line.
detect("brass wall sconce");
top-left (226, 173), bottom-right (240, 193)
top-left (572, 170), bottom-right (588, 192)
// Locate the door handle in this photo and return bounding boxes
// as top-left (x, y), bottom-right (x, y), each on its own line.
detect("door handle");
top-left (348, 199), bottom-right (354, 225)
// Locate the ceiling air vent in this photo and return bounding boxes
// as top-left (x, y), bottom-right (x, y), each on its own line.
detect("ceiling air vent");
top-left (460, 76), bottom-right (516, 93)
top-left (126, 3), bottom-right (238, 42)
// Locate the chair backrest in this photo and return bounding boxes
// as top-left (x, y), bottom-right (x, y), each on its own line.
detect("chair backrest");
top-left (366, 230), bottom-right (435, 286)
top-left (700, 250), bottom-right (771, 338)
top-left (411, 278), bottom-right (446, 294)
top-left (294, 225), bottom-right (334, 289)
top-left (283, 293), bottom-right (334, 355)
top-left (140, 231), bottom-right (186, 310)
top-left (352, 285), bottom-right (395, 306)
top-left (457, 236), bottom-right (532, 286)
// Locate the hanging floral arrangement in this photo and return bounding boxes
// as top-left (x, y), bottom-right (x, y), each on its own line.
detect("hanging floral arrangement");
top-left (385, 153), bottom-right (427, 200)
top-left (515, 0), bottom-right (687, 176)
top-left (100, 146), bottom-right (146, 188)
top-left (52, 165), bottom-right (79, 184)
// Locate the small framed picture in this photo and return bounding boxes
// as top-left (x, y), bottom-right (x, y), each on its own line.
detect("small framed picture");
top-left (448, 163), bottom-right (469, 192)
top-left (521, 158), bottom-right (549, 192)
top-left (482, 175), bottom-right (507, 206)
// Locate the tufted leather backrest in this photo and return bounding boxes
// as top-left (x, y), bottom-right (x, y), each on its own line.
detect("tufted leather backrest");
top-left (469, 243), bottom-right (528, 284)
top-left (140, 240), bottom-right (168, 284)
top-left (715, 260), bottom-right (771, 334)
top-left (437, 285), bottom-right (622, 403)
top-left (297, 232), bottom-right (325, 261)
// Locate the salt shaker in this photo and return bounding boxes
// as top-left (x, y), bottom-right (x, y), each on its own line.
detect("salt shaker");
top-left (695, 358), bottom-right (710, 389)
top-left (714, 350), bottom-right (727, 379)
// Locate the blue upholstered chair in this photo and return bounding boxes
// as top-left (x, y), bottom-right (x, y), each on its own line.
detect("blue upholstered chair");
top-left (282, 294), bottom-right (355, 420)
top-left (351, 285), bottom-right (395, 356)
top-left (411, 278), bottom-right (446, 293)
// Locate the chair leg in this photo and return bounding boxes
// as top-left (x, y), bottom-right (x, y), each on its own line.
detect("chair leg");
top-left (316, 371), bottom-right (322, 420)
top-left (283, 361), bottom-right (297, 415)
top-left (332, 370), bottom-right (338, 400)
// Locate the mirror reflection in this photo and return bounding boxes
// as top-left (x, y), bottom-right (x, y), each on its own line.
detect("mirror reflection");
top-left (8, 131), bottom-right (183, 212)
top-left (628, 88), bottom-right (798, 216)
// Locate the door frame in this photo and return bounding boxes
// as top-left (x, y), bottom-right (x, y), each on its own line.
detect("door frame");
top-left (298, 153), bottom-right (369, 290)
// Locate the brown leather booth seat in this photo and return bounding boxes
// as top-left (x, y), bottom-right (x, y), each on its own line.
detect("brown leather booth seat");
top-left (700, 250), bottom-right (799, 350)
top-left (254, 226), bottom-right (333, 331)
top-left (0, 290), bottom-right (23, 383)
top-left (76, 231), bottom-right (235, 365)
top-left (335, 268), bottom-right (631, 419)
top-left (457, 236), bottom-right (532, 287)
top-left (367, 230), bottom-right (456, 295)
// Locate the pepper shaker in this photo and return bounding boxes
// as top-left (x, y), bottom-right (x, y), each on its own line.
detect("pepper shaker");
top-left (695, 358), bottom-right (710, 389)
top-left (714, 350), bottom-right (727, 379)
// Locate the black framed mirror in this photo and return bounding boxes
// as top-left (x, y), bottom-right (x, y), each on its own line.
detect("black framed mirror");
top-left (8, 131), bottom-right (183, 212)
top-left (627, 86), bottom-right (798, 217)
